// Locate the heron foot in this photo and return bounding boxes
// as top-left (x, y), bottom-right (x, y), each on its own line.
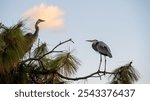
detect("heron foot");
top-left (103, 70), bottom-right (106, 75)
top-left (97, 70), bottom-right (101, 80)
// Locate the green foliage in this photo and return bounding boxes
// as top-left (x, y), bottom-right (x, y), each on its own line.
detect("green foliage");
top-left (33, 43), bottom-right (48, 57)
top-left (48, 52), bottom-right (80, 76)
top-left (0, 21), bottom-right (26, 73)
top-left (16, 42), bottom-right (80, 84)
top-left (109, 62), bottom-right (140, 84)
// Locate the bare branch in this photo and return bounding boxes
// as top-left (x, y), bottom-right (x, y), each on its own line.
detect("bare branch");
top-left (55, 71), bottom-right (114, 81)
top-left (29, 69), bottom-right (115, 83)
top-left (38, 38), bottom-right (73, 60)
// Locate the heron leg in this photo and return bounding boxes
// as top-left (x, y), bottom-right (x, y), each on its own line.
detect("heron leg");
top-left (98, 54), bottom-right (102, 71)
top-left (104, 56), bottom-right (106, 75)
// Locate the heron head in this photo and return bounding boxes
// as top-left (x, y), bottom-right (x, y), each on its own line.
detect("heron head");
top-left (86, 39), bottom-right (98, 43)
top-left (36, 19), bottom-right (45, 24)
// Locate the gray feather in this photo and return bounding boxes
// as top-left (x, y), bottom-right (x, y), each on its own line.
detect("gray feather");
top-left (92, 40), bottom-right (112, 58)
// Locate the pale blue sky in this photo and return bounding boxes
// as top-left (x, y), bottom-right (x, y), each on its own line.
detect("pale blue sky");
top-left (0, 0), bottom-right (150, 83)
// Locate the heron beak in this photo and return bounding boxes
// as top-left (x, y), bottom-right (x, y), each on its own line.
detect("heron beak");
top-left (41, 20), bottom-right (45, 22)
top-left (86, 40), bottom-right (93, 42)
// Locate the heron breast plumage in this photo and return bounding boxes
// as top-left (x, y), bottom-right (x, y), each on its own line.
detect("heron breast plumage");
top-left (92, 41), bottom-right (112, 58)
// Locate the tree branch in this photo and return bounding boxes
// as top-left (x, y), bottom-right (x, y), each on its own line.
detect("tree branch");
top-left (38, 38), bottom-right (74, 60)
top-left (26, 62), bottom-right (133, 83)
top-left (28, 69), bottom-right (115, 83)
top-left (56, 71), bottom-right (114, 81)
top-left (21, 38), bottom-right (73, 64)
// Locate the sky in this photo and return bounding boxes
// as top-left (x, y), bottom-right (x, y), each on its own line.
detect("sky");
top-left (0, 0), bottom-right (150, 83)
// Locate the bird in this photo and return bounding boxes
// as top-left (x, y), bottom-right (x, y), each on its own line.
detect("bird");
top-left (86, 39), bottom-right (112, 74)
top-left (24, 19), bottom-right (45, 53)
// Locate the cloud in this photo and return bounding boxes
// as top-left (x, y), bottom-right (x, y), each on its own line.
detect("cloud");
top-left (22, 3), bottom-right (64, 29)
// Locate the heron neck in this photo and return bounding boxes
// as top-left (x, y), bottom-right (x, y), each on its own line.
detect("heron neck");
top-left (92, 42), bottom-right (99, 51)
top-left (34, 22), bottom-right (39, 37)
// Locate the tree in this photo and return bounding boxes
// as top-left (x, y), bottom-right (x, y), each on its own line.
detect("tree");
top-left (0, 21), bottom-right (140, 84)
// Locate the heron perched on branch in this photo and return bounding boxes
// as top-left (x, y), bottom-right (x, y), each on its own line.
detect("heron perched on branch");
top-left (87, 39), bottom-right (112, 74)
top-left (24, 19), bottom-right (45, 52)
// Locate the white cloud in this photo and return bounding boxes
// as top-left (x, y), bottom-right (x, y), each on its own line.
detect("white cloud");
top-left (22, 3), bottom-right (64, 29)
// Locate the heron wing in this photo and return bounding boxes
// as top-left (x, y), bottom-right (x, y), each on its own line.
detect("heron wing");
top-left (96, 41), bottom-right (112, 58)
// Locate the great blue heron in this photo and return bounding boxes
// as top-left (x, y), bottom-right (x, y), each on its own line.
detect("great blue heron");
top-left (87, 39), bottom-right (112, 74)
top-left (24, 19), bottom-right (45, 52)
